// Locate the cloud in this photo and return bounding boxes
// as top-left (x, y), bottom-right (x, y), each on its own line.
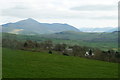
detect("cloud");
top-left (1, 5), bottom-right (117, 20)
top-left (1, 0), bottom-right (118, 20)
top-left (71, 5), bottom-right (117, 11)
top-left (91, 16), bottom-right (117, 20)
top-left (0, 0), bottom-right (118, 28)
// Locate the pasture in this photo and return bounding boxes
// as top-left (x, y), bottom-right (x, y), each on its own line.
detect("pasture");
top-left (2, 48), bottom-right (118, 78)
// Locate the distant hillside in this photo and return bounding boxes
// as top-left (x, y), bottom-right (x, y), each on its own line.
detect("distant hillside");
top-left (2, 18), bottom-right (80, 34)
top-left (40, 31), bottom-right (118, 43)
top-left (79, 27), bottom-right (118, 32)
top-left (106, 28), bottom-right (118, 32)
top-left (2, 31), bottom-right (118, 43)
top-left (2, 31), bottom-right (118, 50)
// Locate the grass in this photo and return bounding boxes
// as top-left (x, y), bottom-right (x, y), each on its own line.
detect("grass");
top-left (3, 32), bottom-right (118, 51)
top-left (3, 48), bottom-right (119, 78)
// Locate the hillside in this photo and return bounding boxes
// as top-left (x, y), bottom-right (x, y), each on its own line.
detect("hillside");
top-left (2, 32), bottom-right (118, 50)
top-left (2, 18), bottom-right (80, 34)
top-left (41, 31), bottom-right (118, 43)
top-left (3, 31), bottom-right (118, 43)
top-left (3, 48), bottom-right (118, 78)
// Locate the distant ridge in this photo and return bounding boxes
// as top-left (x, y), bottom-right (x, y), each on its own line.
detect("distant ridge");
top-left (2, 18), bottom-right (80, 34)
top-left (79, 27), bottom-right (118, 32)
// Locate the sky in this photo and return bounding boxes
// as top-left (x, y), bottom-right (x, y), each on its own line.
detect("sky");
top-left (0, 0), bottom-right (119, 28)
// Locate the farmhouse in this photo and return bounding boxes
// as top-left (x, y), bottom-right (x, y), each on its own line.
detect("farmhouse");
top-left (85, 49), bottom-right (94, 56)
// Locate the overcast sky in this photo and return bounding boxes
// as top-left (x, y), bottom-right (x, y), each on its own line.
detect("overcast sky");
top-left (0, 0), bottom-right (119, 28)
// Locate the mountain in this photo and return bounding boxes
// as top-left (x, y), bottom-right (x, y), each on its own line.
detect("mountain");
top-left (79, 27), bottom-right (118, 32)
top-left (105, 27), bottom-right (118, 32)
top-left (2, 18), bottom-right (80, 34)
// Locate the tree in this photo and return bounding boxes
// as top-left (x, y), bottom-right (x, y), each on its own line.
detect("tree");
top-left (24, 42), bottom-right (28, 47)
top-left (54, 43), bottom-right (67, 51)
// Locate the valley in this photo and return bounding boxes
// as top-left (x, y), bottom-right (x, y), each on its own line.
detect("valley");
top-left (1, 18), bottom-right (119, 78)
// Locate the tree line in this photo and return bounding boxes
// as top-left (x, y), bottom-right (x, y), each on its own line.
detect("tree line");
top-left (2, 38), bottom-right (120, 63)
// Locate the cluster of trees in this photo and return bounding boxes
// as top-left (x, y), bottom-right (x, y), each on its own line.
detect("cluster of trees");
top-left (94, 50), bottom-right (120, 62)
top-left (2, 38), bottom-right (120, 63)
top-left (2, 38), bottom-right (23, 49)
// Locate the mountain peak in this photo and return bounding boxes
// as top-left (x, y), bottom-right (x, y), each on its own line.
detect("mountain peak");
top-left (26, 18), bottom-right (35, 21)
top-left (17, 18), bottom-right (40, 24)
top-left (25, 18), bottom-right (38, 22)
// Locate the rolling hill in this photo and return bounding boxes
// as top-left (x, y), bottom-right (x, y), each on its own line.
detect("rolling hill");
top-left (3, 48), bottom-right (118, 78)
top-left (40, 31), bottom-right (118, 43)
top-left (2, 31), bottom-right (118, 50)
top-left (2, 18), bottom-right (80, 34)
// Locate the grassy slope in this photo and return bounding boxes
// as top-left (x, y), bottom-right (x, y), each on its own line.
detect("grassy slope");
top-left (41, 31), bottom-right (118, 42)
top-left (2, 32), bottom-right (118, 50)
top-left (42, 31), bottom-right (118, 50)
top-left (3, 48), bottom-right (118, 78)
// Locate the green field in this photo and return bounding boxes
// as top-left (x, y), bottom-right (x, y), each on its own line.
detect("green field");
top-left (3, 48), bottom-right (118, 78)
top-left (2, 32), bottom-right (118, 50)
